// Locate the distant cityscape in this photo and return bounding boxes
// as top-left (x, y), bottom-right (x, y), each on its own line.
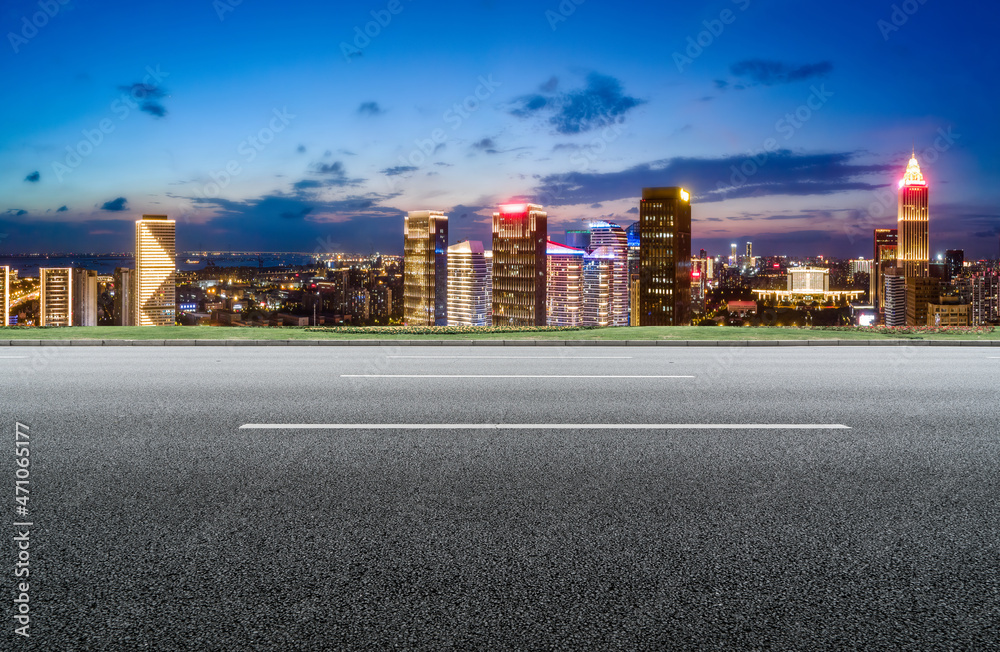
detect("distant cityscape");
top-left (1, 154), bottom-right (997, 330)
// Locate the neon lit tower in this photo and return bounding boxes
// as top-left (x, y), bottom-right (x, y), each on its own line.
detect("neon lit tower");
top-left (0, 266), bottom-right (8, 327)
top-left (546, 240), bottom-right (585, 326)
top-left (897, 153), bottom-right (929, 280)
top-left (135, 215), bottom-right (176, 326)
top-left (403, 210), bottom-right (448, 326)
top-left (492, 203), bottom-right (547, 326)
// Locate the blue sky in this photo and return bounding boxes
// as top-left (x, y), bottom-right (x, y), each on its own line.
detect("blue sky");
top-left (2, 0), bottom-right (998, 258)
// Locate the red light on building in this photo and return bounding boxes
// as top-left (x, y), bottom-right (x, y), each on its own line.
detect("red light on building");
top-left (773, 263), bottom-right (780, 269)
top-left (692, 271), bottom-right (701, 278)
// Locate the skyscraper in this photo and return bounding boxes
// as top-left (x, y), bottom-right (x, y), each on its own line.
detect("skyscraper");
top-left (447, 240), bottom-right (491, 326)
top-left (72, 269), bottom-right (98, 327)
top-left (403, 210), bottom-right (449, 326)
top-left (588, 221), bottom-right (629, 326)
top-left (745, 242), bottom-right (753, 265)
top-left (638, 187), bottom-right (692, 326)
top-left (871, 228), bottom-right (897, 319)
top-left (730, 243), bottom-right (738, 267)
top-left (906, 277), bottom-right (940, 326)
top-left (564, 230), bottom-right (591, 251)
top-left (945, 249), bottom-right (964, 282)
top-left (626, 222), bottom-right (641, 325)
top-left (0, 266), bottom-right (8, 327)
top-left (492, 203), bottom-right (547, 326)
top-left (970, 272), bottom-right (999, 326)
top-left (39, 267), bottom-right (72, 326)
top-left (884, 274), bottom-right (907, 327)
top-left (897, 154), bottom-right (929, 280)
top-left (583, 246), bottom-right (617, 326)
top-left (546, 240), bottom-right (585, 326)
top-left (135, 214), bottom-right (176, 326)
top-left (113, 267), bottom-right (135, 326)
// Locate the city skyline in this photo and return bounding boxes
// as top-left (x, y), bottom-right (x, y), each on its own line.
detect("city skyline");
top-left (2, 1), bottom-right (999, 258)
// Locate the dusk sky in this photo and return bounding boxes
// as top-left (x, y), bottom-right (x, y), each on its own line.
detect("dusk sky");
top-left (2, 0), bottom-right (998, 258)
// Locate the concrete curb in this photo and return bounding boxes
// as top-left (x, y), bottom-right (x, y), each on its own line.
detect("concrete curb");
top-left (2, 339), bottom-right (998, 347)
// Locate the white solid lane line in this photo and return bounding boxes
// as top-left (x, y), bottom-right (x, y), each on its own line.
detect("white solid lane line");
top-left (340, 374), bottom-right (694, 379)
top-left (241, 424), bottom-right (851, 430)
top-left (386, 356), bottom-right (635, 359)
top-left (0, 356), bottom-right (28, 359)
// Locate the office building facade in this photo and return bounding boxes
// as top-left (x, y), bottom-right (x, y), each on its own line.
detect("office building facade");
top-left (135, 215), bottom-right (176, 326)
top-left (638, 187), bottom-right (692, 326)
top-left (0, 266), bottom-right (8, 326)
top-left (871, 228), bottom-right (897, 319)
top-left (40, 267), bottom-right (72, 326)
top-left (884, 274), bottom-right (907, 327)
top-left (546, 241), bottom-right (585, 327)
top-left (564, 230), bottom-right (591, 251)
top-left (403, 210), bottom-right (449, 326)
top-left (447, 240), bottom-right (491, 326)
top-left (492, 203), bottom-right (547, 326)
top-left (72, 269), bottom-right (98, 327)
top-left (897, 154), bottom-right (929, 280)
top-left (906, 277), bottom-right (941, 327)
top-left (588, 221), bottom-right (629, 326)
top-left (113, 267), bottom-right (136, 326)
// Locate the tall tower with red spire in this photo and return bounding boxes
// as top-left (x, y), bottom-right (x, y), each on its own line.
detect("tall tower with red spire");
top-left (897, 152), bottom-right (929, 279)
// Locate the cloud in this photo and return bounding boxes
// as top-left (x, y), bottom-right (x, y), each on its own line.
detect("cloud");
top-left (380, 165), bottom-right (418, 177)
top-left (725, 60), bottom-right (833, 88)
top-left (358, 101), bottom-right (384, 116)
top-left (57, 206), bottom-right (68, 212)
top-left (472, 138), bottom-right (498, 154)
top-left (310, 161), bottom-right (365, 187)
top-left (535, 150), bottom-right (894, 206)
top-left (509, 72), bottom-right (645, 135)
top-left (25, 171), bottom-right (40, 183)
top-left (101, 197), bottom-right (129, 211)
top-left (280, 207), bottom-right (313, 220)
top-left (119, 83), bottom-right (168, 118)
top-left (292, 180), bottom-right (324, 190)
top-left (297, 145), bottom-right (307, 154)
top-left (14, 210), bottom-right (27, 216)
top-left (626, 207), bottom-right (638, 214)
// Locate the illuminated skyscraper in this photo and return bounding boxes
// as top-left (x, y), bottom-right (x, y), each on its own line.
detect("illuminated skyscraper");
top-left (970, 272), bottom-right (999, 326)
top-left (0, 266), bottom-right (8, 327)
top-left (588, 221), bottom-right (629, 326)
top-left (638, 187), bottom-right (692, 326)
top-left (403, 210), bottom-right (448, 326)
top-left (39, 267), bottom-right (72, 326)
top-left (546, 240), bottom-right (585, 326)
top-left (730, 243), bottom-right (738, 267)
top-left (447, 240), bottom-right (491, 326)
top-left (583, 246), bottom-right (617, 326)
top-left (897, 153), bottom-right (929, 280)
top-left (492, 203), bottom-right (547, 326)
top-left (135, 215), bottom-right (176, 326)
top-left (884, 274), bottom-right (907, 327)
top-left (626, 222), bottom-right (641, 324)
top-left (871, 228), bottom-right (897, 319)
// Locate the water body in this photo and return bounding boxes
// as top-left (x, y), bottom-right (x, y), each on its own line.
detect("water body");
top-left (0, 253), bottom-right (319, 278)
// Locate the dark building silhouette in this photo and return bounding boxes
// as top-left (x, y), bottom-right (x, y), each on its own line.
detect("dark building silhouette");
top-left (638, 187), bottom-right (692, 326)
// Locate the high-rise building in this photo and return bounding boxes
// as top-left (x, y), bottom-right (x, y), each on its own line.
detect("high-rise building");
top-left (945, 249), bottom-right (964, 282)
top-left (546, 240), bottom-right (585, 326)
top-left (897, 154), bottom-right (929, 280)
top-left (588, 221), bottom-right (629, 326)
top-left (113, 267), bottom-right (135, 326)
top-left (0, 266), bottom-right (8, 327)
top-left (871, 228), bottom-right (898, 320)
top-left (970, 272), bottom-right (999, 326)
top-left (447, 240), bottom-right (491, 326)
top-left (135, 214), bottom-right (176, 326)
top-left (699, 248), bottom-right (707, 260)
top-left (638, 187), bottom-right (692, 326)
top-left (564, 230), bottom-right (590, 251)
top-left (730, 243), bottom-right (738, 267)
top-left (403, 210), bottom-right (449, 326)
top-left (492, 203), bottom-right (547, 326)
top-left (884, 274), bottom-right (907, 327)
top-left (745, 242), bottom-right (753, 267)
top-left (72, 269), bottom-right (98, 327)
top-left (626, 222), bottom-right (641, 325)
top-left (39, 267), bottom-right (72, 326)
top-left (906, 277), bottom-right (940, 326)
top-left (583, 246), bottom-right (621, 327)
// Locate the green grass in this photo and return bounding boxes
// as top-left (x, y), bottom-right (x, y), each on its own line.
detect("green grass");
top-left (1, 325), bottom-right (998, 341)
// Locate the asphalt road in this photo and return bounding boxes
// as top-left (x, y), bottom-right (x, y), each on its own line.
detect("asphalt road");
top-left (3, 347), bottom-right (999, 650)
